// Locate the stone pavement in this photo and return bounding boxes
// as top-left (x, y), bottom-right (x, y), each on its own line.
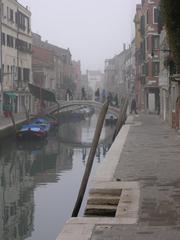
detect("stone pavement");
top-left (0, 112), bottom-right (27, 131)
top-left (92, 114), bottom-right (180, 239)
top-left (57, 113), bottom-right (180, 240)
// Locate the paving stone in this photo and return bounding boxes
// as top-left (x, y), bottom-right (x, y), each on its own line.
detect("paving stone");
top-left (58, 114), bottom-right (180, 240)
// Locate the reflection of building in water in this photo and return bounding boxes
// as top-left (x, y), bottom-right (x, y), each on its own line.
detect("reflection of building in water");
top-left (45, 133), bottom-right (59, 155)
top-left (56, 143), bottom-right (73, 173)
top-left (58, 121), bottom-right (82, 143)
top-left (0, 143), bottom-right (34, 240)
top-left (96, 146), bottom-right (101, 162)
top-left (82, 148), bottom-right (87, 162)
top-left (104, 123), bottom-right (115, 145)
top-left (30, 140), bottom-right (73, 184)
top-left (0, 136), bottom-right (74, 240)
top-left (81, 114), bottom-right (105, 143)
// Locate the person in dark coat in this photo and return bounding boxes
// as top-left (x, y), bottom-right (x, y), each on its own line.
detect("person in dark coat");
top-left (114, 94), bottom-right (118, 107)
top-left (95, 88), bottom-right (100, 101)
top-left (107, 92), bottom-right (113, 105)
top-left (130, 98), bottom-right (137, 114)
top-left (66, 88), bottom-right (71, 101)
top-left (81, 87), bottom-right (86, 100)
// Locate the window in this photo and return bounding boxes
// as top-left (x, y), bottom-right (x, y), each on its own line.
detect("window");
top-left (2, 33), bottom-right (5, 45)
top-left (154, 8), bottom-right (159, 24)
top-left (23, 68), bottom-right (30, 82)
top-left (142, 0), bottom-right (145, 5)
top-left (28, 43), bottom-right (32, 52)
top-left (140, 15), bottom-right (145, 36)
top-left (152, 35), bottom-right (159, 50)
top-left (7, 35), bottom-right (14, 48)
top-left (7, 35), bottom-right (10, 46)
top-left (152, 62), bottom-right (159, 76)
top-left (15, 11), bottom-right (28, 31)
top-left (146, 10), bottom-right (149, 24)
top-left (10, 203), bottom-right (16, 216)
top-left (7, 7), bottom-right (9, 20)
top-left (10, 9), bottom-right (13, 22)
top-left (2, 64), bottom-right (4, 75)
top-left (18, 67), bottom-right (22, 81)
top-left (142, 63), bottom-right (149, 76)
top-left (16, 39), bottom-right (29, 52)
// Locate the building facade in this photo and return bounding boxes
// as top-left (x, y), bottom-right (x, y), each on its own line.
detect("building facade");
top-left (87, 70), bottom-right (104, 99)
top-left (72, 60), bottom-right (81, 99)
top-left (32, 33), bottom-right (72, 101)
top-left (159, 28), bottom-right (170, 122)
top-left (124, 40), bottom-right (136, 100)
top-left (134, 4), bottom-right (143, 110)
top-left (0, 0), bottom-right (32, 114)
top-left (135, 0), bottom-right (160, 113)
top-left (104, 45), bottom-right (129, 103)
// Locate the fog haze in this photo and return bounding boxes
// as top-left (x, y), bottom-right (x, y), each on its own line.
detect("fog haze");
top-left (19, 0), bottom-right (140, 72)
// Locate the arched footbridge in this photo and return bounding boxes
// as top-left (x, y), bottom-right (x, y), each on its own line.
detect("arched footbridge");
top-left (47, 100), bottom-right (120, 117)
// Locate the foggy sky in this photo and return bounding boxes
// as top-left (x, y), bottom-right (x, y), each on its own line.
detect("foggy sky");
top-left (19, 0), bottom-right (140, 73)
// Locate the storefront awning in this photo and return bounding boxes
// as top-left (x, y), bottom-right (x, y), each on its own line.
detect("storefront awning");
top-left (28, 83), bottom-right (57, 102)
top-left (4, 92), bottom-right (17, 98)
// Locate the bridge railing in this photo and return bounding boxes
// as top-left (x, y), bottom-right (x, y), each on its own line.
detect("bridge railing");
top-left (46, 100), bottom-right (120, 116)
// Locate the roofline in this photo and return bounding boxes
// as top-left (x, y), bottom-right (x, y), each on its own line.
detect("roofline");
top-left (16, 0), bottom-right (31, 15)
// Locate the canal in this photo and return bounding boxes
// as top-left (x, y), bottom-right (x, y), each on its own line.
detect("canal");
top-left (0, 112), bottom-right (115, 240)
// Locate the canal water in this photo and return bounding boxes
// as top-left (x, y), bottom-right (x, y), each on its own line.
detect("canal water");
top-left (0, 113), bottom-right (115, 240)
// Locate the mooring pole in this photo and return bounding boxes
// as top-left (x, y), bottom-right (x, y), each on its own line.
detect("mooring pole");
top-left (9, 112), bottom-right (16, 131)
top-left (55, 100), bottom-right (60, 114)
top-left (112, 97), bottom-right (128, 142)
top-left (71, 101), bottom-right (109, 217)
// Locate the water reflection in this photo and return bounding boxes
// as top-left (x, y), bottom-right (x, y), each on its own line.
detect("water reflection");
top-left (0, 114), bottom-right (114, 240)
top-left (0, 138), bottom-right (34, 240)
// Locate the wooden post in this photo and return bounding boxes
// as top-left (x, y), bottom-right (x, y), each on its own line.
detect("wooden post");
top-left (112, 98), bottom-right (128, 142)
top-left (71, 101), bottom-right (109, 217)
top-left (23, 102), bottom-right (30, 122)
top-left (9, 112), bottom-right (16, 131)
top-left (56, 101), bottom-right (60, 114)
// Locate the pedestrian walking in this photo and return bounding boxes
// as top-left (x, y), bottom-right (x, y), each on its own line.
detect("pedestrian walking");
top-left (107, 92), bottom-right (113, 105)
top-left (101, 89), bottom-right (106, 103)
top-left (66, 88), bottom-right (71, 101)
top-left (130, 98), bottom-right (137, 114)
top-left (81, 87), bottom-right (86, 100)
top-left (69, 89), bottom-right (73, 100)
top-left (95, 88), bottom-right (100, 101)
top-left (114, 94), bottom-right (118, 107)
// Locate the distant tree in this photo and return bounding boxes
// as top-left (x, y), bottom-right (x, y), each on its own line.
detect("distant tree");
top-left (63, 77), bottom-right (76, 93)
top-left (160, 0), bottom-right (180, 69)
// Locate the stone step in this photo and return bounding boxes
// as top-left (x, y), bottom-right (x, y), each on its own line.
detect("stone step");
top-left (87, 194), bottom-right (120, 206)
top-left (89, 188), bottom-right (122, 196)
top-left (85, 204), bottom-right (117, 216)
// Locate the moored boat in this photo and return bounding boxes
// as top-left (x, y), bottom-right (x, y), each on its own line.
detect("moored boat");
top-left (16, 124), bottom-right (48, 140)
top-left (31, 118), bottom-right (51, 132)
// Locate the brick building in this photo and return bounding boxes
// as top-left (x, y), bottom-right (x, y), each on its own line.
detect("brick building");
top-left (135, 0), bottom-right (160, 113)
